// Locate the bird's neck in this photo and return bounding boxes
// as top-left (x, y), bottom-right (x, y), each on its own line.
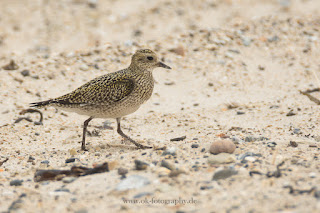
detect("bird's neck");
top-left (128, 65), bottom-right (153, 73)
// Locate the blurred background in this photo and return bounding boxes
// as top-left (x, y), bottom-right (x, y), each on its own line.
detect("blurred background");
top-left (1, 0), bottom-right (319, 55)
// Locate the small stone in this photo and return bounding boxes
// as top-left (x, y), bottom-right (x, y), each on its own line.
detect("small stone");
top-left (55, 188), bottom-right (70, 193)
top-left (170, 136), bottom-right (186, 141)
top-left (65, 158), bottom-right (76, 163)
top-left (191, 144), bottom-right (199, 148)
top-left (289, 141), bottom-right (298, 147)
top-left (209, 139), bottom-right (236, 154)
top-left (27, 156), bottom-right (35, 162)
top-left (169, 170), bottom-right (185, 178)
top-left (268, 35), bottom-right (279, 42)
top-left (162, 147), bottom-right (177, 156)
top-left (21, 70), bottom-right (30, 77)
top-left (309, 172), bottom-right (316, 178)
top-left (116, 175), bottom-right (150, 191)
top-left (238, 152), bottom-right (262, 161)
top-left (134, 160), bottom-right (149, 170)
top-left (41, 160), bottom-right (49, 164)
top-left (118, 168), bottom-right (128, 176)
top-left (10, 179), bottom-right (23, 186)
top-left (62, 177), bottom-right (77, 184)
top-left (208, 153), bottom-right (236, 165)
top-left (267, 142), bottom-right (277, 147)
top-left (245, 136), bottom-right (255, 142)
top-left (75, 209), bottom-right (88, 213)
top-left (315, 190), bottom-right (320, 200)
top-left (212, 168), bottom-right (238, 180)
top-left (69, 149), bottom-right (77, 156)
top-left (79, 64), bottom-right (89, 71)
top-left (293, 128), bottom-right (300, 134)
top-left (237, 111), bottom-right (245, 115)
top-left (243, 156), bottom-right (256, 162)
top-left (160, 160), bottom-right (175, 171)
top-left (87, 0), bottom-right (97, 8)
top-left (225, 52), bottom-right (234, 59)
top-left (286, 111), bottom-right (296, 116)
top-left (157, 167), bottom-right (171, 177)
top-left (241, 37), bottom-right (251, 46)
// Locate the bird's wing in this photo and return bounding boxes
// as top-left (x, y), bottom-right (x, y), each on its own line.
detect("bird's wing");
top-left (52, 74), bottom-right (135, 105)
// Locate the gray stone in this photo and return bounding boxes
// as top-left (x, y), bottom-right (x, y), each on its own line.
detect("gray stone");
top-left (162, 147), bottom-right (177, 156)
top-left (10, 179), bottom-right (23, 186)
top-left (116, 175), bottom-right (150, 191)
top-left (212, 168), bottom-right (238, 180)
top-left (208, 153), bottom-right (236, 165)
top-left (62, 177), bottom-right (77, 184)
top-left (160, 160), bottom-right (175, 171)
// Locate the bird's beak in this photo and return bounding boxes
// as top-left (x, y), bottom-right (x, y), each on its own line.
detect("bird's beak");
top-left (158, 61), bottom-right (171, 69)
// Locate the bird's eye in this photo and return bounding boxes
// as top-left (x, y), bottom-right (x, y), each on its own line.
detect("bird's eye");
top-left (147, 56), bottom-right (153, 61)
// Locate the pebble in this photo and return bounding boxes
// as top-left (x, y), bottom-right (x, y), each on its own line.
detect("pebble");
top-left (79, 64), bottom-right (89, 71)
top-left (243, 156), bottom-right (256, 162)
top-left (41, 160), bottom-right (49, 164)
top-left (20, 70), bottom-right (30, 77)
top-left (236, 111), bottom-right (245, 115)
top-left (309, 172), bottom-right (316, 178)
top-left (315, 190), bottom-right (320, 200)
top-left (135, 160), bottom-right (149, 170)
top-left (160, 160), bottom-right (175, 171)
top-left (10, 179), bottom-right (23, 186)
top-left (208, 153), bottom-right (236, 165)
top-left (293, 128), bottom-right (300, 134)
top-left (267, 142), bottom-right (277, 147)
top-left (209, 139), bottom-right (236, 154)
top-left (241, 37), bottom-right (251, 46)
top-left (289, 141), bottom-right (298, 147)
top-left (65, 158), bottom-right (76, 163)
top-left (62, 177), bottom-right (77, 184)
top-left (27, 156), bottom-right (35, 162)
top-left (116, 175), bottom-right (150, 191)
top-left (75, 209), bottom-right (88, 213)
top-left (55, 188), bottom-right (70, 193)
top-left (212, 168), bottom-right (238, 180)
top-left (170, 136), bottom-right (186, 141)
top-left (162, 147), bottom-right (177, 156)
top-left (118, 168), bottom-right (128, 176)
top-left (69, 149), bottom-right (77, 156)
top-left (191, 143), bottom-right (199, 148)
top-left (169, 170), bottom-right (185, 178)
top-left (244, 136), bottom-right (269, 142)
top-left (157, 167), bottom-right (171, 177)
top-left (238, 152), bottom-right (262, 161)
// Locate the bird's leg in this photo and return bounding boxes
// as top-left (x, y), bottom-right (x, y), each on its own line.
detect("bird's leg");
top-left (82, 116), bottom-right (94, 151)
top-left (116, 118), bottom-right (152, 149)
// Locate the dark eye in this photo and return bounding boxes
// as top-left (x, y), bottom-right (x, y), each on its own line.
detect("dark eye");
top-left (147, 56), bottom-right (153, 61)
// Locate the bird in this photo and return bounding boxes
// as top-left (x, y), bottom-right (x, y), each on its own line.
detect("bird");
top-left (30, 49), bottom-right (171, 150)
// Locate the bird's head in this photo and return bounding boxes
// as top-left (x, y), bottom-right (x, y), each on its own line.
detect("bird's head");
top-left (130, 49), bottom-right (171, 71)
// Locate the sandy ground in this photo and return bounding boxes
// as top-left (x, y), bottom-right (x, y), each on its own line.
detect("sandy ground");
top-left (0, 0), bottom-right (320, 212)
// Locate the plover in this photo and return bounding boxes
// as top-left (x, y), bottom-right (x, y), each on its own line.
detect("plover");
top-left (30, 49), bottom-right (171, 150)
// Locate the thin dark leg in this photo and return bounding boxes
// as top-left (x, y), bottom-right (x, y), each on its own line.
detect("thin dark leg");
top-left (116, 118), bottom-right (152, 149)
top-left (82, 116), bottom-right (94, 151)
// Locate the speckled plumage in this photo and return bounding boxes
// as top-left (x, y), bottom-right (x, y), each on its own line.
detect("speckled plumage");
top-left (31, 49), bottom-right (171, 150)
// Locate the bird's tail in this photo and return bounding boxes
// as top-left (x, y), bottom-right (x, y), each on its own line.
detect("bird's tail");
top-left (30, 100), bottom-right (53, 108)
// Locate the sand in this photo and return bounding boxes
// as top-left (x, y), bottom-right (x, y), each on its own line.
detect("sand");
top-left (0, 0), bottom-right (320, 212)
